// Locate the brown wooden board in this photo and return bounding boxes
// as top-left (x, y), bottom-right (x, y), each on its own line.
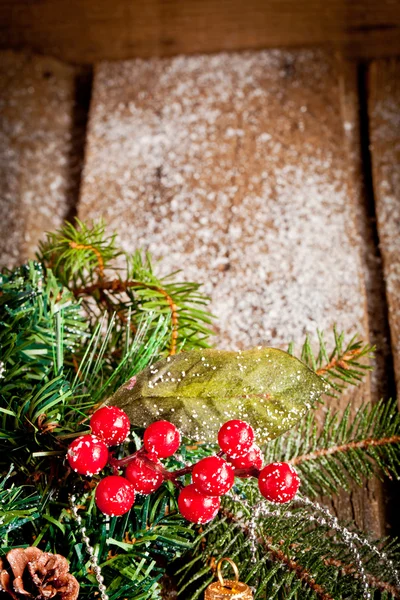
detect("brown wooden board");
top-left (339, 60), bottom-right (394, 403)
top-left (337, 59), bottom-right (390, 530)
top-left (369, 58), bottom-right (400, 395)
top-left (1, 0), bottom-right (400, 64)
top-left (0, 51), bottom-right (87, 267)
top-left (78, 49), bottom-right (382, 533)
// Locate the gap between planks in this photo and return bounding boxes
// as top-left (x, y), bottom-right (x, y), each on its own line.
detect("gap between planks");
top-left (0, 52), bottom-right (92, 267)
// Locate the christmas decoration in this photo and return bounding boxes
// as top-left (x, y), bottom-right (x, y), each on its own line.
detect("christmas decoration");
top-left (2, 220), bottom-right (400, 600)
top-left (230, 445), bottom-right (263, 472)
top-left (76, 408), bottom-right (298, 520)
top-left (192, 456), bottom-right (235, 496)
top-left (218, 420), bottom-right (255, 458)
top-left (107, 347), bottom-right (324, 442)
top-left (89, 406), bottom-right (130, 446)
top-left (143, 420), bottom-right (181, 459)
top-left (205, 558), bottom-right (253, 599)
top-left (0, 547), bottom-right (79, 600)
top-left (69, 495), bottom-right (109, 600)
top-left (178, 484), bottom-right (221, 524)
top-left (125, 457), bottom-right (164, 494)
top-left (95, 475), bottom-right (135, 516)
top-left (67, 435), bottom-right (109, 476)
top-left (258, 462), bottom-right (300, 503)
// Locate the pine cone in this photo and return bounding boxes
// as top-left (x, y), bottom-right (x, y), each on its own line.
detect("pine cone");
top-left (0, 547), bottom-right (79, 599)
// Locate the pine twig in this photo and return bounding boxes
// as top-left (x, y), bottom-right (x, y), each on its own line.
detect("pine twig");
top-left (69, 241), bottom-right (105, 279)
top-left (38, 220), bottom-right (213, 356)
top-left (74, 278), bottom-right (180, 355)
top-left (289, 435), bottom-right (400, 466)
top-left (316, 347), bottom-right (362, 376)
top-left (265, 398), bottom-right (400, 497)
top-left (323, 557), bottom-right (400, 599)
top-left (292, 328), bottom-right (374, 398)
top-left (222, 505), bottom-right (400, 599)
top-left (221, 507), bottom-right (334, 600)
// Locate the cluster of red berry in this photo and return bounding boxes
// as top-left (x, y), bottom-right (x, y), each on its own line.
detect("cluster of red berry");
top-left (67, 406), bottom-right (300, 523)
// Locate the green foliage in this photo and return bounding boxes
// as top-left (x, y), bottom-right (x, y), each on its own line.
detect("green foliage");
top-left (176, 491), bottom-right (400, 599)
top-left (37, 219), bottom-right (213, 353)
top-left (37, 219), bottom-right (120, 289)
top-left (0, 467), bottom-right (40, 543)
top-left (108, 348), bottom-right (324, 442)
top-left (0, 223), bottom-right (217, 600)
top-left (289, 328), bottom-right (374, 398)
top-left (0, 220), bottom-right (215, 599)
top-left (264, 398), bottom-right (400, 498)
top-left (32, 482), bottom-right (194, 600)
top-left (0, 221), bottom-right (213, 463)
top-left (0, 262), bottom-right (86, 454)
top-left (1, 220), bottom-right (400, 599)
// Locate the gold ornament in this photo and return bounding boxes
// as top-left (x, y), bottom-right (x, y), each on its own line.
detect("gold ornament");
top-left (205, 558), bottom-right (253, 599)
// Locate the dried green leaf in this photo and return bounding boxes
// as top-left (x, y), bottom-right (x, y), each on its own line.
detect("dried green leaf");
top-left (107, 348), bottom-right (325, 442)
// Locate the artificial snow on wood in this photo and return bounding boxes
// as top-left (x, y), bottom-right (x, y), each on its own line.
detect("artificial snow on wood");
top-left (0, 51), bottom-right (81, 266)
top-left (79, 49), bottom-right (369, 355)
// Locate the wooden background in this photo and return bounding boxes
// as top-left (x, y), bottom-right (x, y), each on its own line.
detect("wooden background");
top-left (1, 0), bottom-right (400, 540)
top-left (1, 0), bottom-right (400, 62)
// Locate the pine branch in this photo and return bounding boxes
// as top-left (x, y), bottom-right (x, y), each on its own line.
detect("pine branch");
top-left (38, 220), bottom-right (213, 355)
top-left (264, 398), bottom-right (400, 497)
top-left (37, 219), bottom-right (120, 288)
top-left (72, 276), bottom-right (209, 356)
top-left (0, 467), bottom-right (40, 543)
top-left (323, 557), bottom-right (400, 598)
top-left (20, 472), bottom-right (195, 600)
top-left (289, 328), bottom-right (374, 398)
top-left (175, 491), bottom-right (400, 599)
top-left (220, 507), bottom-right (335, 600)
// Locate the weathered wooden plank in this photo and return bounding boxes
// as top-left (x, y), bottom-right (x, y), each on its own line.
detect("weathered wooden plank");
top-left (337, 59), bottom-right (391, 530)
top-left (79, 48), bottom-right (381, 532)
top-left (1, 0), bottom-right (400, 63)
top-left (339, 60), bottom-right (395, 403)
top-left (369, 59), bottom-right (400, 395)
top-left (0, 51), bottom-right (88, 267)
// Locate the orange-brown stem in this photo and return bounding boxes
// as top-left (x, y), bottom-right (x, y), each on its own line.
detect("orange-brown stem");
top-left (69, 241), bottom-right (105, 279)
top-left (316, 348), bottom-right (362, 376)
top-left (73, 278), bottom-right (178, 355)
top-left (108, 448), bottom-right (256, 485)
top-left (289, 435), bottom-right (400, 465)
top-left (323, 557), bottom-right (400, 598)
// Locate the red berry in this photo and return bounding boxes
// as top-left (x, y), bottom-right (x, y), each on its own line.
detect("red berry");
top-left (125, 457), bottom-right (164, 495)
top-left (178, 484), bottom-right (220, 524)
top-left (258, 462), bottom-right (300, 503)
top-left (230, 444), bottom-right (263, 475)
top-left (143, 421), bottom-right (181, 459)
top-left (192, 456), bottom-right (234, 496)
top-left (67, 434), bottom-right (108, 476)
top-left (95, 475), bottom-right (135, 516)
top-left (218, 420), bottom-right (254, 458)
top-left (90, 406), bottom-right (130, 447)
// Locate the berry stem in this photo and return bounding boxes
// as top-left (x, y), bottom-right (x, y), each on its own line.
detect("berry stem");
top-left (108, 448), bottom-right (143, 472)
top-left (139, 454), bottom-right (183, 489)
top-left (233, 466), bottom-right (261, 478)
top-left (107, 448), bottom-right (258, 482)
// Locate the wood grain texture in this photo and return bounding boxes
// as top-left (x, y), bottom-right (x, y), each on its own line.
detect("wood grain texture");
top-left (339, 60), bottom-right (395, 403)
top-left (1, 0), bottom-right (400, 63)
top-left (369, 59), bottom-right (400, 394)
top-left (78, 49), bottom-right (381, 532)
top-left (0, 51), bottom-right (88, 267)
top-left (338, 59), bottom-right (390, 531)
